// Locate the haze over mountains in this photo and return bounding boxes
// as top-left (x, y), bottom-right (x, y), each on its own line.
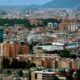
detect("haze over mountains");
top-left (0, 0), bottom-right (80, 9)
top-left (28, 0), bottom-right (80, 9)
top-left (42, 0), bottom-right (80, 8)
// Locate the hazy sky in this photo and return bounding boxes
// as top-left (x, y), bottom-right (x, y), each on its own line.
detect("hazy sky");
top-left (0, 0), bottom-right (52, 5)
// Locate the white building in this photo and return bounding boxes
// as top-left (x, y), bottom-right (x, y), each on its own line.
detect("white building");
top-left (48, 22), bottom-right (53, 28)
top-left (67, 22), bottom-right (80, 32)
top-left (34, 42), bottom-right (80, 51)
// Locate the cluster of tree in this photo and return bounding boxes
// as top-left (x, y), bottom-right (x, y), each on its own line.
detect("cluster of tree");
top-left (66, 69), bottom-right (80, 80)
top-left (45, 50), bottom-right (70, 58)
top-left (40, 18), bottom-right (62, 26)
top-left (59, 50), bottom-right (71, 58)
top-left (3, 56), bottom-right (36, 69)
top-left (5, 70), bottom-right (23, 79)
top-left (0, 18), bottom-right (31, 27)
top-left (57, 68), bottom-right (80, 80)
top-left (0, 18), bottom-right (62, 29)
top-left (74, 70), bottom-right (80, 80)
top-left (45, 50), bottom-right (78, 59)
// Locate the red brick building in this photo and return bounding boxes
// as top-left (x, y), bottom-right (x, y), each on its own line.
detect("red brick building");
top-left (30, 19), bottom-right (43, 26)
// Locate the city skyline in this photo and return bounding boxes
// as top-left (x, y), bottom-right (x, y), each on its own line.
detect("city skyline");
top-left (0, 0), bottom-right (52, 6)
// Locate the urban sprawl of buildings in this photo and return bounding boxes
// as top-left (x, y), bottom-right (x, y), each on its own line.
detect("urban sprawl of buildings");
top-left (0, 7), bottom-right (80, 80)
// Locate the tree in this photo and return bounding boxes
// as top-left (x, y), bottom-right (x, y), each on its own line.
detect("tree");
top-left (74, 70), bottom-right (80, 80)
top-left (30, 63), bottom-right (36, 68)
top-left (18, 70), bottom-right (23, 77)
top-left (40, 18), bottom-right (62, 26)
top-left (21, 60), bottom-right (27, 69)
top-left (60, 50), bottom-right (70, 58)
top-left (70, 54), bottom-right (77, 60)
top-left (3, 56), bottom-right (10, 68)
top-left (10, 58), bottom-right (18, 69)
top-left (0, 18), bottom-right (31, 27)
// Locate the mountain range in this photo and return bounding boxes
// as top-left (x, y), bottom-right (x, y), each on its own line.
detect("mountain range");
top-left (0, 0), bottom-right (80, 9)
top-left (28, 0), bottom-right (80, 9)
top-left (43, 0), bottom-right (80, 8)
